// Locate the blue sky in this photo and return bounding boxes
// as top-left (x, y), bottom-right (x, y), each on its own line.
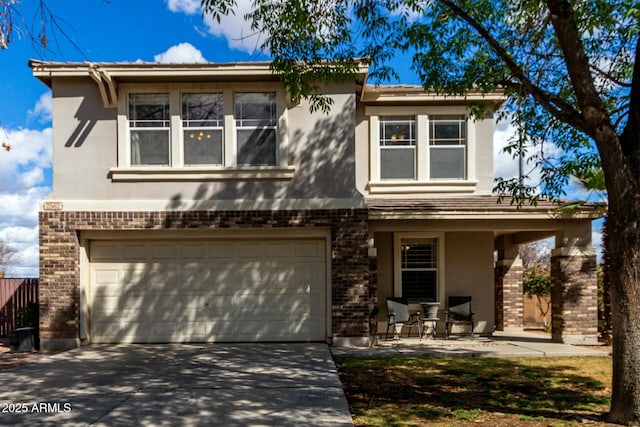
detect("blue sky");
top-left (0, 0), bottom-right (602, 276)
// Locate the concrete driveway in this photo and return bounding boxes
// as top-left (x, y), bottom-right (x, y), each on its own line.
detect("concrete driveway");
top-left (0, 343), bottom-right (353, 427)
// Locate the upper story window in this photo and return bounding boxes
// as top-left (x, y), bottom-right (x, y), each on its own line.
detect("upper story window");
top-left (379, 116), bottom-right (416, 180)
top-left (181, 93), bottom-right (224, 166)
top-left (430, 115), bottom-right (466, 180)
top-left (235, 92), bottom-right (277, 166)
top-left (115, 83), bottom-right (293, 181)
top-left (367, 106), bottom-right (476, 194)
top-left (129, 93), bottom-right (170, 166)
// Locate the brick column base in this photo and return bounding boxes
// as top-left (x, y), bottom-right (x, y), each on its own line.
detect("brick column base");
top-left (550, 248), bottom-right (598, 344)
top-left (495, 258), bottom-right (524, 331)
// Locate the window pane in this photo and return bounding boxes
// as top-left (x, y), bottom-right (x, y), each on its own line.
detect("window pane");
top-left (131, 130), bottom-right (170, 165)
top-left (430, 115), bottom-right (466, 145)
top-left (182, 93), bottom-right (223, 127)
top-left (235, 92), bottom-right (276, 126)
top-left (401, 239), bottom-right (437, 269)
top-left (380, 148), bottom-right (415, 179)
top-left (237, 128), bottom-right (276, 166)
top-left (401, 238), bottom-right (438, 302)
top-left (380, 116), bottom-right (415, 146)
top-left (402, 270), bottom-right (437, 302)
top-left (129, 94), bottom-right (169, 128)
top-left (430, 146), bottom-right (465, 179)
top-left (184, 130), bottom-right (223, 165)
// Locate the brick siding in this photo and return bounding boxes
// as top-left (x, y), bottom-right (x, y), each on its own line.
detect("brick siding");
top-left (494, 260), bottom-right (524, 330)
top-left (39, 209), bottom-right (370, 342)
top-left (550, 254), bottom-right (598, 339)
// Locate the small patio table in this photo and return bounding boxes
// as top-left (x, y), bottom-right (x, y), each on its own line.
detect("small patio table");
top-left (419, 302), bottom-right (440, 339)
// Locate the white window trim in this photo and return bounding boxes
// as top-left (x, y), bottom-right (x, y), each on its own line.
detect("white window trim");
top-left (367, 106), bottom-right (477, 194)
top-left (114, 82), bottom-right (292, 181)
top-left (393, 232), bottom-right (445, 302)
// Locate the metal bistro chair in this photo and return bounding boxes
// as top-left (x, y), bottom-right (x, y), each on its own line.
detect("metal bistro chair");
top-left (386, 298), bottom-right (422, 340)
top-left (445, 296), bottom-right (475, 339)
top-left (420, 302), bottom-right (440, 339)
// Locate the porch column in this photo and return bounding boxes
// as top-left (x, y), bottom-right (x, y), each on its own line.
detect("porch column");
top-left (551, 222), bottom-right (598, 344)
top-left (495, 235), bottom-right (524, 331)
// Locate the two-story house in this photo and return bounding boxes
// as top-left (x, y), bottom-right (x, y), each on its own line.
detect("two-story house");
top-left (31, 60), bottom-right (602, 351)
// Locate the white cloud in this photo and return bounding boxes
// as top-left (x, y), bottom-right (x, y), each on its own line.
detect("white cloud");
top-left (154, 42), bottom-right (208, 63)
top-left (166, 0), bottom-right (200, 15)
top-left (2, 243), bottom-right (39, 278)
top-left (27, 92), bottom-right (52, 123)
top-left (0, 95), bottom-right (52, 277)
top-left (493, 118), bottom-right (520, 181)
top-left (0, 187), bottom-right (50, 228)
top-left (0, 226), bottom-right (38, 244)
top-left (168, 0), bottom-right (261, 53)
top-left (0, 127), bottom-right (52, 192)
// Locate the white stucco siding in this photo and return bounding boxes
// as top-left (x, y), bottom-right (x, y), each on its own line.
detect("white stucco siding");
top-left (47, 78), bottom-right (361, 207)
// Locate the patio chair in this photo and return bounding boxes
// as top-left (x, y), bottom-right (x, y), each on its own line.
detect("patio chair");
top-left (445, 296), bottom-right (475, 339)
top-left (420, 302), bottom-right (440, 339)
top-left (385, 298), bottom-right (422, 340)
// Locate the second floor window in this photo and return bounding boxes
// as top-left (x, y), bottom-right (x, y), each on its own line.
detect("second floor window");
top-left (182, 93), bottom-right (224, 165)
top-left (430, 115), bottom-right (466, 179)
top-left (371, 112), bottom-right (468, 183)
top-left (379, 116), bottom-right (416, 180)
top-left (125, 90), bottom-right (281, 168)
top-left (235, 92), bottom-right (277, 166)
top-left (129, 93), bottom-right (170, 166)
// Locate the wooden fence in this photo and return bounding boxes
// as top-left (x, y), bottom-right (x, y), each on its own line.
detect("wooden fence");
top-left (523, 293), bottom-right (551, 330)
top-left (0, 278), bottom-right (39, 336)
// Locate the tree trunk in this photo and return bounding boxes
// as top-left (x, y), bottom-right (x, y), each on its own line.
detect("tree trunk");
top-left (604, 132), bottom-right (640, 425)
top-left (608, 206), bottom-right (640, 425)
top-left (601, 215), bottom-right (612, 345)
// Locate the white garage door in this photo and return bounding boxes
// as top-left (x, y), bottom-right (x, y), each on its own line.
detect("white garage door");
top-left (89, 239), bottom-right (327, 343)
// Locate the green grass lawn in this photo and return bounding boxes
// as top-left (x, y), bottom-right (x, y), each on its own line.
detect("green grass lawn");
top-left (335, 356), bottom-right (615, 426)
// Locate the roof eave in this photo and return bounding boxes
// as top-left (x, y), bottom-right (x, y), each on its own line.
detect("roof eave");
top-left (29, 59), bottom-right (370, 86)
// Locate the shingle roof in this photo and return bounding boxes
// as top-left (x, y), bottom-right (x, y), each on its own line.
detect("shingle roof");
top-left (366, 195), bottom-right (605, 218)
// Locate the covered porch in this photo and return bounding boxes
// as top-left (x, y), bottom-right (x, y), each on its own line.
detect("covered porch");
top-left (366, 196), bottom-right (604, 345)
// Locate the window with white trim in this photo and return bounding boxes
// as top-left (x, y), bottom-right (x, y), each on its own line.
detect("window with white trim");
top-left (182, 93), bottom-right (224, 166)
top-left (368, 107), bottom-right (474, 193)
top-left (400, 237), bottom-right (439, 301)
top-left (379, 116), bottom-right (416, 180)
top-left (430, 115), bottom-right (466, 179)
top-left (235, 92), bottom-right (277, 166)
top-left (121, 88), bottom-right (285, 172)
top-left (129, 93), bottom-right (170, 166)
top-left (378, 114), bottom-right (467, 181)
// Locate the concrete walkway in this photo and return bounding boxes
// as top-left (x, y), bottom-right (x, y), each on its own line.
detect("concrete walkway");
top-left (0, 344), bottom-right (353, 427)
top-left (331, 331), bottom-right (611, 358)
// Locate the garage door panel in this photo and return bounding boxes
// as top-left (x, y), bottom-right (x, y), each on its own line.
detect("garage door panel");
top-left (294, 242), bottom-right (322, 258)
top-left (90, 238), bottom-right (326, 343)
top-left (207, 244), bottom-right (234, 259)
